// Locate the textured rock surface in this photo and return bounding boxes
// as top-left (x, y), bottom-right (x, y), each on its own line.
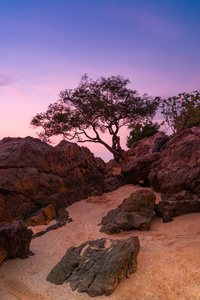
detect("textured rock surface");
top-left (121, 132), bottom-right (169, 184)
top-left (148, 127), bottom-right (200, 197)
top-left (0, 137), bottom-right (122, 225)
top-left (47, 236), bottom-right (140, 297)
top-left (26, 204), bottom-right (56, 226)
top-left (100, 189), bottom-right (156, 234)
top-left (0, 220), bottom-right (33, 265)
top-left (32, 211), bottom-right (72, 239)
top-left (155, 190), bottom-right (200, 219)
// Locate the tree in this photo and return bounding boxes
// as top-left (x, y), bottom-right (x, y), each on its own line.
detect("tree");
top-left (31, 74), bottom-right (160, 161)
top-left (161, 90), bottom-right (200, 135)
top-left (126, 121), bottom-right (160, 148)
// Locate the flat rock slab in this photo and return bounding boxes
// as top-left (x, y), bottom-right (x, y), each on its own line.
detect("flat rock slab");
top-left (47, 236), bottom-right (140, 297)
top-left (100, 189), bottom-right (156, 234)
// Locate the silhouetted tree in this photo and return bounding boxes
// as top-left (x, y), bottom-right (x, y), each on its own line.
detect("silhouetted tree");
top-left (126, 121), bottom-right (160, 148)
top-left (31, 74), bottom-right (160, 161)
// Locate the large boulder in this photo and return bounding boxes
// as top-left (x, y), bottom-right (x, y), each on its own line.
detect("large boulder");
top-left (121, 132), bottom-right (169, 184)
top-left (99, 189), bottom-right (156, 234)
top-left (148, 127), bottom-right (200, 197)
top-left (0, 220), bottom-right (33, 265)
top-left (0, 137), bottom-right (122, 226)
top-left (47, 236), bottom-right (140, 297)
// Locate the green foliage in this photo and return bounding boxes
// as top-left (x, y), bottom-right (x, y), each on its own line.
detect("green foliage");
top-left (31, 74), bottom-right (160, 161)
top-left (126, 121), bottom-right (160, 148)
top-left (161, 90), bottom-right (200, 135)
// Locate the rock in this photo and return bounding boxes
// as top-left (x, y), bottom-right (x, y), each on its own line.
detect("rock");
top-left (32, 211), bottom-right (72, 239)
top-left (148, 127), bottom-right (200, 198)
top-left (121, 132), bottom-right (169, 185)
top-left (121, 152), bottom-right (161, 185)
top-left (47, 236), bottom-right (140, 297)
top-left (0, 137), bottom-right (123, 225)
top-left (0, 220), bottom-right (34, 264)
top-left (106, 159), bottom-right (121, 173)
top-left (26, 204), bottom-right (56, 226)
top-left (155, 190), bottom-right (200, 219)
top-left (99, 189), bottom-right (156, 234)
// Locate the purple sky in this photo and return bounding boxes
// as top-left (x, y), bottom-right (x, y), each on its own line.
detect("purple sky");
top-left (1, 0), bottom-right (200, 161)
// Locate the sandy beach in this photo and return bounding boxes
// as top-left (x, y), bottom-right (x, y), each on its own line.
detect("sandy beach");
top-left (1, 184), bottom-right (200, 300)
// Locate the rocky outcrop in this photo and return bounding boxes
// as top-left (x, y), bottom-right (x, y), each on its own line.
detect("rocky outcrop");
top-left (0, 137), bottom-right (122, 226)
top-left (155, 190), bottom-right (200, 220)
top-left (0, 220), bottom-right (34, 265)
top-left (121, 132), bottom-right (169, 184)
top-left (47, 236), bottom-right (140, 297)
top-left (99, 189), bottom-right (156, 234)
top-left (148, 127), bottom-right (200, 197)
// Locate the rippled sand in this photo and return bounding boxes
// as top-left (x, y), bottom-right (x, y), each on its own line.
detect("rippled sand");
top-left (1, 184), bottom-right (200, 299)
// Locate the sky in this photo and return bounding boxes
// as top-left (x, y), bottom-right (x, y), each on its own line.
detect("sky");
top-left (1, 0), bottom-right (200, 161)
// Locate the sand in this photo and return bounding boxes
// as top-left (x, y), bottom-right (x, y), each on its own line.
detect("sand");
top-left (0, 184), bottom-right (200, 300)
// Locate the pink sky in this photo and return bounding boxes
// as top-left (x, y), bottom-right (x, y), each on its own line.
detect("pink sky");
top-left (1, 0), bottom-right (200, 161)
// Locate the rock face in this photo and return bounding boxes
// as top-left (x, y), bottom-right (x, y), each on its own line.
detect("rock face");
top-left (0, 220), bottom-right (33, 264)
top-left (100, 189), bottom-right (156, 234)
top-left (47, 236), bottom-right (140, 297)
top-left (0, 137), bottom-right (122, 226)
top-left (148, 127), bottom-right (200, 197)
top-left (121, 132), bottom-right (169, 184)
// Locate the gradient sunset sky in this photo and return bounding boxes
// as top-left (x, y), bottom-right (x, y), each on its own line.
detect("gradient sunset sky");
top-left (1, 0), bottom-right (200, 161)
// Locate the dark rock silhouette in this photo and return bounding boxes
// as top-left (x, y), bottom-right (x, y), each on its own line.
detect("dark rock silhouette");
top-left (0, 220), bottom-right (34, 265)
top-left (47, 236), bottom-right (140, 297)
top-left (0, 137), bottom-right (123, 226)
top-left (121, 132), bottom-right (169, 185)
top-left (99, 189), bottom-right (156, 234)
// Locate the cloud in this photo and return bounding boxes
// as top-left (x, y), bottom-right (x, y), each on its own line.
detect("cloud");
top-left (0, 75), bottom-right (15, 87)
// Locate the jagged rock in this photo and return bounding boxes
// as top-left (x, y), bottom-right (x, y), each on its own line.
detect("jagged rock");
top-left (121, 152), bottom-right (161, 185)
top-left (155, 190), bottom-right (200, 219)
top-left (148, 127), bottom-right (200, 198)
top-left (26, 204), bottom-right (56, 226)
top-left (0, 137), bottom-right (123, 226)
top-left (0, 220), bottom-right (34, 265)
top-left (106, 159), bottom-right (121, 173)
top-left (99, 189), bottom-right (156, 234)
top-left (121, 132), bottom-right (169, 185)
top-left (47, 236), bottom-right (140, 297)
top-left (32, 211), bottom-right (72, 239)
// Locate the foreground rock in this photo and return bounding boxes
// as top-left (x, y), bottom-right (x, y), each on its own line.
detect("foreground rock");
top-left (121, 132), bottom-right (169, 185)
top-left (0, 220), bottom-right (33, 265)
top-left (0, 137), bottom-right (123, 226)
top-left (149, 127), bottom-right (200, 197)
top-left (47, 236), bottom-right (140, 297)
top-left (100, 189), bottom-right (156, 234)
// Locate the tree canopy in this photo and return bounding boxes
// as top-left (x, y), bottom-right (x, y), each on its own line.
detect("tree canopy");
top-left (31, 74), bottom-right (160, 161)
top-left (126, 121), bottom-right (160, 148)
top-left (161, 90), bottom-right (200, 135)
